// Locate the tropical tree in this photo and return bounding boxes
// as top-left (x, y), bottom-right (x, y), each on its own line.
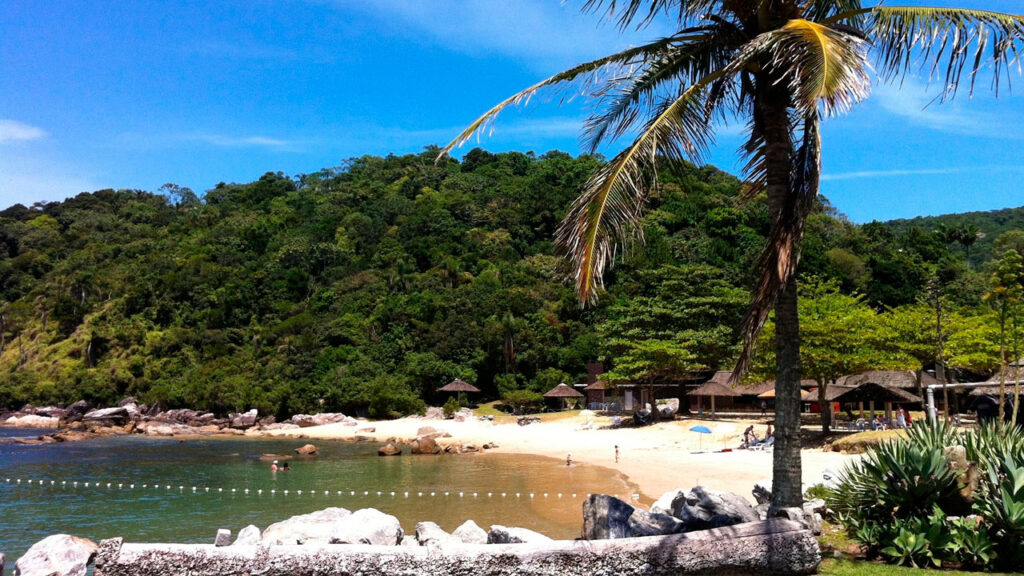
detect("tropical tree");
top-left (985, 249), bottom-right (1024, 422)
top-left (441, 1), bottom-right (1024, 510)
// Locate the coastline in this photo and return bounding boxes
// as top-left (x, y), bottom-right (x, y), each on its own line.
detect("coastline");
top-left (262, 414), bottom-right (857, 503)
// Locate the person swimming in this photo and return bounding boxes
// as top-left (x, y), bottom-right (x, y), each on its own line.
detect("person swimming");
top-left (282, 462), bottom-right (290, 471)
top-left (271, 460), bottom-right (278, 471)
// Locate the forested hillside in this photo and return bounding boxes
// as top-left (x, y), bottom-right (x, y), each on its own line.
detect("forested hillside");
top-left (0, 148), bottom-right (1018, 417)
top-left (883, 205), bottom-right (1024, 268)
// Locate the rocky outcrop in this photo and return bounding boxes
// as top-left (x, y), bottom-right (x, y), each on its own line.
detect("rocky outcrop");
top-left (651, 486), bottom-right (759, 532)
top-left (232, 525), bottom-right (260, 546)
top-left (377, 443), bottom-right (401, 456)
top-left (229, 409), bottom-right (258, 429)
top-left (15, 534), bottom-right (97, 576)
top-left (415, 522), bottom-right (454, 546)
top-left (410, 436), bottom-right (442, 455)
top-left (582, 494), bottom-right (635, 540)
top-left (294, 444), bottom-right (317, 455)
top-left (94, 520), bottom-right (820, 576)
top-left (261, 507), bottom-right (352, 546)
top-left (451, 520), bottom-right (487, 544)
top-left (486, 525), bottom-right (553, 544)
top-left (3, 414), bottom-right (60, 428)
top-left (289, 413), bottom-right (350, 427)
top-left (214, 529), bottom-right (231, 547)
top-left (83, 407), bottom-right (130, 426)
top-left (329, 509), bottom-right (404, 546)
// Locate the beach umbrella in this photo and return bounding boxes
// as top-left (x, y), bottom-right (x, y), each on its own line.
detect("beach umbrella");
top-left (543, 383), bottom-right (585, 410)
top-left (713, 423), bottom-right (735, 450)
top-left (690, 425), bottom-right (712, 451)
top-left (439, 378), bottom-right (481, 405)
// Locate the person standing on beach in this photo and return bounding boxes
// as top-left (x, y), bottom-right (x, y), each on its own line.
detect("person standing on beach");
top-left (566, 453), bottom-right (572, 466)
top-left (614, 445), bottom-right (619, 463)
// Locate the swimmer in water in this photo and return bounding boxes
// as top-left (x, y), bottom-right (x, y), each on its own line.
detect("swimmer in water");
top-left (271, 460), bottom-right (278, 472)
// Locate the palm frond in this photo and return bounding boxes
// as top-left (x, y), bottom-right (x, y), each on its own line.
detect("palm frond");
top-left (803, 0), bottom-right (866, 26)
top-left (583, 23), bottom-right (741, 151)
top-left (583, 0), bottom-right (720, 30)
top-left (754, 19), bottom-right (872, 115)
top-left (870, 7), bottom-right (1024, 97)
top-left (436, 34), bottom-right (695, 160)
top-left (556, 73), bottom-right (723, 305)
top-left (733, 110), bottom-right (820, 381)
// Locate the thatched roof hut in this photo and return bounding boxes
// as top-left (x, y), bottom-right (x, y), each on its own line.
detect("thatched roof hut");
top-left (438, 379), bottom-right (481, 394)
top-left (543, 383), bottom-right (585, 398)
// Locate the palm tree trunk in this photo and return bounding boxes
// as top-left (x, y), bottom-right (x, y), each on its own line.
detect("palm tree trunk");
top-left (761, 82), bottom-right (803, 512)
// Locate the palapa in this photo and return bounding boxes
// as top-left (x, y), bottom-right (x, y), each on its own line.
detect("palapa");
top-left (438, 379), bottom-right (481, 394)
top-left (543, 383), bottom-right (585, 398)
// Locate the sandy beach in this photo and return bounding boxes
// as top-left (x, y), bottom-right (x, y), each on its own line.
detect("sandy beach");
top-left (264, 413), bottom-right (857, 504)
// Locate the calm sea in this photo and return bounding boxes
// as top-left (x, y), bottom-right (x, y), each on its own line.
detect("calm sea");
top-left (0, 428), bottom-right (632, 563)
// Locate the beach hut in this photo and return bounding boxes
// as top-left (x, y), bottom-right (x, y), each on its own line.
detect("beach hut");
top-left (689, 380), bottom-right (740, 416)
top-left (543, 383), bottom-right (585, 411)
top-left (438, 378), bottom-right (481, 405)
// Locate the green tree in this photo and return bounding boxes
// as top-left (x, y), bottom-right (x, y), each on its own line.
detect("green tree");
top-left (985, 250), bottom-right (1024, 422)
top-left (604, 336), bottom-right (703, 419)
top-left (442, 1), bottom-right (1024, 510)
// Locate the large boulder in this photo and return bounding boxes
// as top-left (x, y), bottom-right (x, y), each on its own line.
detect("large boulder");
top-left (652, 486), bottom-right (759, 532)
top-left (628, 509), bottom-right (686, 537)
top-left (4, 414), bottom-right (60, 428)
top-left (582, 494), bottom-right (636, 540)
top-left (230, 409), bottom-right (258, 429)
top-left (330, 509), bottom-right (403, 546)
top-left (424, 407), bottom-right (444, 420)
top-left (378, 443), bottom-right (401, 456)
top-left (261, 507), bottom-right (351, 545)
top-left (82, 407), bottom-right (129, 426)
top-left (451, 520), bottom-right (487, 544)
top-left (415, 521), bottom-right (454, 546)
top-left (15, 534), bottom-right (97, 576)
top-left (33, 406), bottom-right (67, 419)
top-left (486, 525), bottom-right (553, 544)
top-left (410, 436), bottom-right (442, 455)
top-left (63, 401), bottom-right (92, 423)
top-left (232, 525), bottom-right (260, 546)
top-left (294, 444), bottom-right (318, 455)
top-left (214, 529), bottom-right (231, 547)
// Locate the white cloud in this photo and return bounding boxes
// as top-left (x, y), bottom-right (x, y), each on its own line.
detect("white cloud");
top-left (338, 1), bottom-right (671, 70)
top-left (0, 119), bottom-right (48, 144)
top-left (188, 134), bottom-right (295, 148)
top-left (822, 165), bottom-right (1024, 182)
top-left (869, 77), bottom-right (1024, 138)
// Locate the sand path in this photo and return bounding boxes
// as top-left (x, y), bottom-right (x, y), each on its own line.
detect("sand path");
top-left (264, 414), bottom-right (856, 504)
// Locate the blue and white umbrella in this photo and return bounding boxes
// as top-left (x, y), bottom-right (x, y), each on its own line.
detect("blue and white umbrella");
top-left (690, 425), bottom-right (712, 450)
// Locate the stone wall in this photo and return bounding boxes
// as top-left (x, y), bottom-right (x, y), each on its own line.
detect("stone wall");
top-left (94, 519), bottom-right (819, 576)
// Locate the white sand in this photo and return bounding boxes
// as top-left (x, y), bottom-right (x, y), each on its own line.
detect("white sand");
top-left (264, 414), bottom-right (857, 503)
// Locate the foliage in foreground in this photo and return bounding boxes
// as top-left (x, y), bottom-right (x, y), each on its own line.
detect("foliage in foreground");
top-left (829, 421), bottom-right (1024, 571)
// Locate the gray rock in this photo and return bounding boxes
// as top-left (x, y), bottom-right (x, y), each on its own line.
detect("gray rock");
top-left (414, 521), bottom-right (454, 546)
top-left (378, 443), bottom-right (401, 456)
top-left (424, 407), bottom-right (444, 419)
top-left (214, 529), bottom-right (231, 547)
top-left (755, 502), bottom-right (770, 521)
top-left (232, 525), bottom-right (260, 546)
top-left (775, 507), bottom-right (822, 536)
top-left (294, 443), bottom-right (318, 455)
top-left (650, 489), bottom-right (686, 517)
top-left (582, 494), bottom-right (635, 540)
top-left (230, 409), bottom-right (258, 429)
top-left (83, 407), bottom-right (129, 424)
top-left (628, 509), bottom-right (686, 537)
top-left (487, 525), bottom-right (553, 544)
top-left (330, 509), bottom-right (403, 546)
top-left (652, 486), bottom-right (759, 532)
top-left (416, 426), bottom-right (439, 437)
top-left (803, 498), bottom-right (826, 516)
top-left (261, 507), bottom-right (351, 545)
top-left (3, 414), bottom-right (59, 428)
top-left (410, 436), bottom-right (442, 455)
top-left (400, 536), bottom-right (419, 547)
top-left (451, 520), bottom-right (487, 544)
top-left (15, 534), bottom-right (97, 576)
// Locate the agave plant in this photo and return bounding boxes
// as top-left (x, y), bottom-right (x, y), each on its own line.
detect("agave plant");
top-left (441, 1), bottom-right (1024, 510)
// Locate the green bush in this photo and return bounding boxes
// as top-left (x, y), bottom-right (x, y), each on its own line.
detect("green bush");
top-left (501, 389), bottom-right (544, 415)
top-left (442, 396), bottom-right (461, 419)
top-left (830, 420), bottom-right (1024, 571)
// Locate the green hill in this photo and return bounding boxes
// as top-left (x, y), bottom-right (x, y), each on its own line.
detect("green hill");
top-left (881, 204), bottom-right (1024, 267)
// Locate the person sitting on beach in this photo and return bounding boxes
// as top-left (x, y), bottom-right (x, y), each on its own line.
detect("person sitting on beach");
top-left (765, 423), bottom-right (773, 439)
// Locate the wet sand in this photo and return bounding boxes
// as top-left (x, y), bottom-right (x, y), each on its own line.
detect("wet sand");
top-left (264, 415), bottom-right (857, 504)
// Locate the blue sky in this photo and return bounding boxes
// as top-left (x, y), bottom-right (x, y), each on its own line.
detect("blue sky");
top-left (1, 0), bottom-right (1023, 222)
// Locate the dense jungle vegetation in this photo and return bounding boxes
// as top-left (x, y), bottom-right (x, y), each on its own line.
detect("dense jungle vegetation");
top-left (1, 148), bottom-right (1021, 417)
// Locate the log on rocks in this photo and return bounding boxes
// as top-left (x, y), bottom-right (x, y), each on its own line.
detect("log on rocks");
top-left (93, 520), bottom-right (820, 576)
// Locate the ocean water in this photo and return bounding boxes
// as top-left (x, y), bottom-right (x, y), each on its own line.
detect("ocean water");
top-left (0, 429), bottom-right (632, 562)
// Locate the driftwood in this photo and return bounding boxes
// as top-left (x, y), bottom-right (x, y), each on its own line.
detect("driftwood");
top-left (94, 519), bottom-right (819, 576)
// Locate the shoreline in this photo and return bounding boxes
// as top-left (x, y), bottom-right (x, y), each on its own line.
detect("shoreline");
top-left (261, 414), bottom-right (858, 503)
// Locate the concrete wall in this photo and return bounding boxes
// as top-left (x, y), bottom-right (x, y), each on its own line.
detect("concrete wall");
top-left (94, 519), bottom-right (820, 576)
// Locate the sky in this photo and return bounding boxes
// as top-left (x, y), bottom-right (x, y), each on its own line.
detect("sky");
top-left (1, 0), bottom-right (1023, 222)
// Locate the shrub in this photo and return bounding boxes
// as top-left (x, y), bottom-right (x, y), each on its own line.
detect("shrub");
top-left (501, 389), bottom-right (544, 415)
top-left (442, 396), bottom-right (461, 419)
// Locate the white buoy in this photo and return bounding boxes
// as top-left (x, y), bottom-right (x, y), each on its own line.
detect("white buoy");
top-left (231, 488), bottom-right (236, 493)
top-left (557, 493), bottom-right (562, 498)
top-left (543, 493), bottom-right (548, 498)
top-left (258, 489), bottom-right (263, 495)
top-left (459, 492), bottom-right (463, 497)
top-left (244, 489), bottom-right (249, 494)
top-left (284, 490), bottom-right (289, 495)
top-left (418, 492), bottom-right (423, 497)
top-left (297, 490), bottom-right (302, 495)
top-left (218, 488), bottom-right (223, 492)
top-left (390, 491), bottom-right (395, 496)
top-left (501, 493), bottom-right (506, 497)
top-left (530, 493), bottom-right (534, 498)
top-left (364, 491), bottom-right (368, 495)
top-left (377, 491), bottom-right (382, 496)
top-left (404, 491), bottom-right (409, 497)
top-left (107, 483), bottom-right (111, 488)
top-left (118, 483), bottom-right (123, 488)
top-left (350, 491), bottom-right (355, 496)
top-left (130, 484), bottom-right (134, 489)
top-left (430, 492), bottom-right (435, 497)
top-left (271, 489), bottom-right (276, 494)
top-left (515, 493), bottom-right (520, 498)
top-left (325, 491), bottom-right (329, 496)
top-left (337, 491), bottom-right (342, 495)
top-left (205, 487), bottom-right (209, 492)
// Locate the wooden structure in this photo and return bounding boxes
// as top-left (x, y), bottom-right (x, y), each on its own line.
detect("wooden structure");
top-left (438, 379), bottom-right (481, 405)
top-left (543, 383), bottom-right (585, 410)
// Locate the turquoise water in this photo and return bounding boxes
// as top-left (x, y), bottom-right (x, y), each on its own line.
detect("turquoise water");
top-left (0, 429), bottom-right (631, 562)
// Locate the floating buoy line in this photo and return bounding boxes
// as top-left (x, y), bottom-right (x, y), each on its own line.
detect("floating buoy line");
top-left (0, 477), bottom-right (641, 501)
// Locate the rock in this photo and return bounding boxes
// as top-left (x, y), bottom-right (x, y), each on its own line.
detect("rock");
top-left (754, 502), bottom-right (770, 521)
top-left (582, 494), bottom-right (636, 540)
top-left (261, 423), bottom-right (300, 431)
top-left (409, 436), bottom-right (442, 455)
top-left (230, 409), bottom-right (258, 429)
top-left (357, 427), bottom-right (376, 434)
top-left (214, 529), bottom-right (231, 547)
top-left (752, 479), bottom-right (772, 505)
top-left (400, 536), bottom-right (419, 547)
top-left (3, 414), bottom-right (60, 428)
top-left (453, 412), bottom-right (468, 422)
top-left (652, 486), bottom-right (759, 532)
top-left (261, 507), bottom-right (352, 545)
top-left (424, 407), bottom-right (444, 420)
top-left (232, 525), bottom-right (260, 546)
top-left (451, 520), bottom-right (487, 544)
top-left (330, 509), bottom-right (404, 546)
top-left (258, 416), bottom-right (277, 427)
top-left (803, 499), bottom-right (826, 516)
top-left (294, 444), bottom-right (318, 455)
top-left (377, 443), bottom-right (401, 456)
top-left (487, 525), bottom-right (553, 544)
top-left (83, 407), bottom-right (129, 425)
top-left (775, 507), bottom-right (823, 536)
top-left (482, 442), bottom-right (498, 449)
top-left (32, 406), bottom-right (67, 419)
top-left (415, 522), bottom-right (454, 546)
top-left (628, 509), bottom-right (686, 537)
top-left (416, 426), bottom-right (438, 436)
top-left (63, 401), bottom-right (92, 423)
top-left (15, 534), bottom-right (97, 576)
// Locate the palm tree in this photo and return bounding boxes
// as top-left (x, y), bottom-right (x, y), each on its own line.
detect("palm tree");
top-left (440, 2), bottom-right (1024, 511)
